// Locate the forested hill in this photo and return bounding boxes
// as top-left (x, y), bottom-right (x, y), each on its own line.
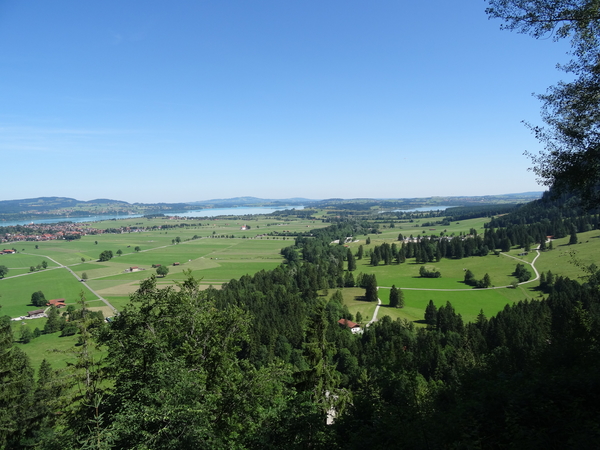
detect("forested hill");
top-left (0, 197), bottom-right (127, 214)
top-left (0, 197), bottom-right (190, 220)
top-left (308, 192), bottom-right (542, 211)
top-left (489, 189), bottom-right (600, 228)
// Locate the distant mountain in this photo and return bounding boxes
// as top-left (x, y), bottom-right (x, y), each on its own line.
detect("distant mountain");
top-left (0, 197), bottom-right (187, 221)
top-left (307, 192), bottom-right (545, 210)
top-left (0, 197), bottom-right (124, 214)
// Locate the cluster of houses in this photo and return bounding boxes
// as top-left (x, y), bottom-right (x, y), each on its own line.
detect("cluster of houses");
top-left (16, 298), bottom-right (67, 321)
top-left (1, 223), bottom-right (94, 243)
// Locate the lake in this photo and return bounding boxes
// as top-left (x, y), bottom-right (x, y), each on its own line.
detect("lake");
top-left (0, 206), bottom-right (305, 227)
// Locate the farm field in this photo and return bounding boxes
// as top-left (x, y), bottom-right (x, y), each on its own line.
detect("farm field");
top-left (1, 216), bottom-right (328, 319)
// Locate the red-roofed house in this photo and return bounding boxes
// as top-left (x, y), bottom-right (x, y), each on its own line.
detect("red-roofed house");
top-left (338, 318), bottom-right (362, 334)
top-left (47, 298), bottom-right (66, 308)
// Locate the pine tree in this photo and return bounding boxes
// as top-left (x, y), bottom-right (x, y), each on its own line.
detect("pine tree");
top-left (389, 285), bottom-right (399, 308)
top-left (364, 274), bottom-right (378, 302)
top-left (482, 273), bottom-right (492, 288)
top-left (0, 314), bottom-right (36, 447)
top-left (424, 300), bottom-right (437, 327)
top-left (43, 307), bottom-right (64, 334)
top-left (347, 250), bottom-right (356, 272)
top-left (356, 245), bottom-right (364, 260)
top-left (569, 229), bottom-right (578, 245)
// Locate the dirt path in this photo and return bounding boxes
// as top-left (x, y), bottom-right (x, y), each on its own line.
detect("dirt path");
top-left (366, 291), bottom-right (382, 327)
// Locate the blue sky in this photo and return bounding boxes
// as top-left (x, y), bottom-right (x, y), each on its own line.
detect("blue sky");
top-left (0, 1), bottom-right (571, 203)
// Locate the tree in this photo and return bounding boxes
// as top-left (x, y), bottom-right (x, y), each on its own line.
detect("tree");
top-left (389, 285), bottom-right (399, 308)
top-left (116, 249), bottom-right (123, 257)
top-left (487, 0), bottom-right (600, 207)
top-left (347, 250), bottom-right (356, 271)
top-left (355, 311), bottom-right (363, 323)
top-left (482, 273), bottom-right (492, 288)
top-left (41, 260), bottom-right (47, 269)
top-left (364, 274), bottom-right (378, 302)
top-left (464, 269), bottom-right (476, 286)
top-left (389, 285), bottom-right (404, 308)
top-left (366, 236), bottom-right (371, 245)
top-left (0, 265), bottom-right (8, 278)
top-left (43, 307), bottom-right (64, 334)
top-left (94, 241), bottom-right (98, 245)
top-left (31, 291), bottom-right (46, 307)
top-left (175, 236), bottom-right (181, 244)
top-left (20, 327), bottom-right (33, 344)
top-left (570, 229), bottom-right (578, 245)
top-left (344, 271), bottom-right (355, 287)
top-left (0, 313), bottom-right (36, 448)
top-left (94, 274), bottom-right (292, 449)
top-left (156, 265), bottom-right (169, 277)
top-left (81, 272), bottom-right (88, 281)
top-left (134, 246), bottom-right (141, 252)
top-left (356, 244), bottom-right (364, 260)
top-left (424, 300), bottom-right (437, 327)
top-left (98, 250), bottom-right (113, 261)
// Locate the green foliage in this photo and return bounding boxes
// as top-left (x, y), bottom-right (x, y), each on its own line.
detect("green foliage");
top-left (98, 250), bottom-right (113, 262)
top-left (20, 326), bottom-right (33, 344)
top-left (363, 274), bottom-right (378, 302)
top-left (156, 265), bottom-right (169, 277)
top-left (419, 265), bottom-right (441, 278)
top-left (487, 0), bottom-right (600, 207)
top-left (514, 263), bottom-right (532, 282)
top-left (424, 299), bottom-right (437, 326)
top-left (43, 307), bottom-right (65, 334)
top-left (96, 274), bottom-right (293, 448)
top-left (389, 284), bottom-right (404, 308)
top-left (0, 265), bottom-right (7, 278)
top-left (31, 290), bottom-right (46, 307)
top-left (570, 229), bottom-right (578, 244)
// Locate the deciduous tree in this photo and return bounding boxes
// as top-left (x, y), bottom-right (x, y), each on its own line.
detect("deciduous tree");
top-left (98, 250), bottom-right (113, 262)
top-left (487, 0), bottom-right (600, 207)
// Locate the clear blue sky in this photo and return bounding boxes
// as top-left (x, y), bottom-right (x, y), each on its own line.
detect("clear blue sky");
top-left (0, 1), bottom-right (571, 203)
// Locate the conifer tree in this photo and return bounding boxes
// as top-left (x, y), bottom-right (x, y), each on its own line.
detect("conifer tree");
top-left (389, 285), bottom-right (399, 308)
top-left (424, 300), bottom-right (437, 327)
top-left (347, 250), bottom-right (356, 272)
top-left (356, 245), bottom-right (364, 260)
top-left (569, 229), bottom-right (578, 245)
